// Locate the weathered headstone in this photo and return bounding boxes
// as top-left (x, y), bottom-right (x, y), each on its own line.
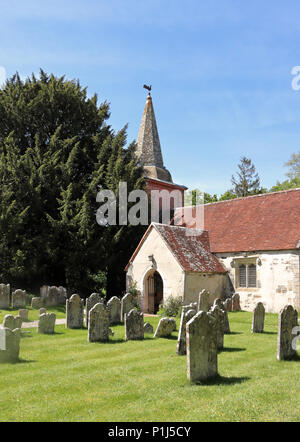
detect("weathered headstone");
top-left (31, 297), bottom-right (43, 309)
top-left (0, 328), bottom-right (21, 362)
top-left (209, 305), bottom-right (225, 350)
top-left (40, 285), bottom-right (49, 300)
top-left (39, 308), bottom-right (47, 316)
top-left (186, 311), bottom-right (218, 383)
top-left (213, 299), bottom-right (230, 334)
top-left (38, 313), bottom-right (56, 334)
top-left (19, 309), bottom-right (28, 321)
top-left (177, 309), bottom-right (196, 355)
top-left (3, 314), bottom-right (22, 330)
top-left (197, 289), bottom-right (210, 312)
top-left (125, 309), bottom-right (144, 341)
top-left (88, 303), bottom-right (111, 342)
top-left (45, 286), bottom-right (60, 306)
top-left (232, 293), bottom-right (241, 311)
top-left (66, 294), bottom-right (84, 329)
top-left (86, 293), bottom-right (103, 327)
top-left (0, 284), bottom-right (10, 309)
top-left (252, 302), bottom-right (265, 333)
top-left (121, 293), bottom-right (135, 322)
top-left (224, 298), bottom-right (232, 312)
top-left (277, 305), bottom-right (298, 361)
top-left (107, 296), bottom-right (121, 325)
top-left (154, 317), bottom-right (176, 338)
top-left (12, 289), bottom-right (27, 309)
top-left (144, 322), bottom-right (154, 334)
top-left (58, 286), bottom-right (67, 305)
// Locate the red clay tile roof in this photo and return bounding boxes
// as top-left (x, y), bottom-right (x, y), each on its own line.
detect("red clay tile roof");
top-left (174, 188), bottom-right (300, 253)
top-left (125, 223), bottom-right (227, 273)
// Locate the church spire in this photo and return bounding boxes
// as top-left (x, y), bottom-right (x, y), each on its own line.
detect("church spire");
top-left (136, 92), bottom-right (173, 183)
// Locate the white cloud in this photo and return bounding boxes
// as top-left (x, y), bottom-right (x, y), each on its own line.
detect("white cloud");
top-left (0, 67), bottom-right (6, 86)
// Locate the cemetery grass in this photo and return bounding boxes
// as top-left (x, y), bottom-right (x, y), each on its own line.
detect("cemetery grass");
top-left (0, 312), bottom-right (300, 422)
top-left (0, 305), bottom-right (66, 323)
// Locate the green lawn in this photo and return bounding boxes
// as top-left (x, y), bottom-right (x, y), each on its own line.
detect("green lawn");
top-left (0, 312), bottom-right (299, 422)
top-left (0, 305), bottom-right (66, 323)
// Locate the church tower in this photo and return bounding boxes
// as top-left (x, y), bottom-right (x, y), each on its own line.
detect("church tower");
top-left (136, 92), bottom-right (187, 206)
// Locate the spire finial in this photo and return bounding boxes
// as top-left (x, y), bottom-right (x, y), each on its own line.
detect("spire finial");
top-left (143, 84), bottom-right (152, 94)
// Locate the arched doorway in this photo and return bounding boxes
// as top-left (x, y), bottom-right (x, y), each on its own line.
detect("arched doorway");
top-left (145, 271), bottom-right (163, 314)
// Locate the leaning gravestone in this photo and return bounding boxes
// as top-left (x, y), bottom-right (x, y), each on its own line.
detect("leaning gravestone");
top-left (125, 309), bottom-right (144, 341)
top-left (144, 322), bottom-right (154, 334)
top-left (0, 284), bottom-right (10, 309)
top-left (88, 303), bottom-right (111, 343)
top-left (277, 305), bottom-right (298, 361)
top-left (107, 296), bottom-right (121, 325)
top-left (0, 328), bottom-right (21, 362)
top-left (12, 289), bottom-right (27, 309)
top-left (209, 305), bottom-right (225, 350)
top-left (45, 286), bottom-right (60, 306)
top-left (86, 293), bottom-right (103, 328)
top-left (66, 294), bottom-right (84, 329)
top-left (38, 313), bottom-right (56, 334)
top-left (154, 317), bottom-right (176, 338)
top-left (3, 315), bottom-right (22, 330)
top-left (121, 293), bottom-right (135, 322)
top-left (177, 309), bottom-right (196, 355)
top-left (252, 302), bottom-right (265, 333)
top-left (213, 299), bottom-right (230, 334)
top-left (186, 311), bottom-right (218, 383)
top-left (31, 297), bottom-right (43, 309)
top-left (232, 293), bottom-right (241, 311)
top-left (197, 289), bottom-right (210, 312)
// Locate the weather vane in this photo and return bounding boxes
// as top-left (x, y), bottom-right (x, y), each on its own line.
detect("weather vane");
top-left (143, 84), bottom-right (152, 93)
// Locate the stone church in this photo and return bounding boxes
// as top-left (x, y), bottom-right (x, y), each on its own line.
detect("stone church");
top-left (126, 93), bottom-right (300, 314)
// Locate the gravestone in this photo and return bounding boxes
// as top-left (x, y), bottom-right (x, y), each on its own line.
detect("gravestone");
top-left (154, 317), bottom-right (176, 338)
top-left (197, 289), bottom-right (210, 312)
top-left (58, 287), bottom-right (67, 305)
top-left (38, 313), bottom-right (56, 334)
top-left (144, 322), bottom-right (154, 334)
top-left (125, 309), bottom-right (144, 341)
top-left (232, 293), bottom-right (241, 311)
top-left (0, 284), bottom-right (10, 309)
top-left (186, 311), bottom-right (218, 383)
top-left (88, 303), bottom-right (112, 342)
top-left (107, 296), bottom-right (121, 325)
top-left (31, 297), bottom-right (43, 309)
top-left (252, 302), bottom-right (265, 333)
top-left (12, 289), bottom-right (27, 309)
top-left (3, 314), bottom-right (23, 330)
top-left (209, 305), bottom-right (225, 350)
top-left (121, 293), bottom-right (135, 322)
top-left (224, 298), bottom-right (232, 312)
top-left (66, 294), bottom-right (84, 329)
top-left (45, 286), bottom-right (60, 306)
top-left (0, 328), bottom-right (21, 362)
top-left (177, 309), bottom-right (196, 355)
top-left (86, 293), bottom-right (103, 327)
top-left (213, 299), bottom-right (230, 334)
top-left (39, 308), bottom-right (47, 316)
top-left (19, 309), bottom-right (28, 321)
top-left (40, 285), bottom-right (49, 300)
top-left (277, 305), bottom-right (298, 361)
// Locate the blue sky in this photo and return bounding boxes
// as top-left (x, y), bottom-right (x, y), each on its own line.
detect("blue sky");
top-left (1, 0), bottom-right (300, 194)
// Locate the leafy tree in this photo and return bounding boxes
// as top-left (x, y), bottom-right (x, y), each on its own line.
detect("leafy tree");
top-left (285, 151), bottom-right (300, 180)
top-left (218, 190), bottom-right (237, 201)
top-left (231, 157), bottom-right (261, 197)
top-left (269, 177), bottom-right (300, 192)
top-left (0, 71), bottom-right (145, 297)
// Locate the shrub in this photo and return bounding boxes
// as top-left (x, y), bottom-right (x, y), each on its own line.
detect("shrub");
top-left (158, 295), bottom-right (182, 317)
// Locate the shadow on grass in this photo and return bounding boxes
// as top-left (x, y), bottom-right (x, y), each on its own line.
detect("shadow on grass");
top-left (261, 331), bottom-right (277, 335)
top-left (227, 331), bottom-right (243, 335)
top-left (221, 347), bottom-right (246, 353)
top-left (155, 335), bottom-right (178, 341)
top-left (194, 374), bottom-right (250, 386)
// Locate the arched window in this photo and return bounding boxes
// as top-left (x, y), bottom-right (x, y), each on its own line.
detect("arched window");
top-left (239, 265), bottom-right (246, 287)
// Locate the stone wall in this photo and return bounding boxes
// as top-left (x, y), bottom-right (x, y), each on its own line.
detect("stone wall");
top-left (217, 250), bottom-right (300, 313)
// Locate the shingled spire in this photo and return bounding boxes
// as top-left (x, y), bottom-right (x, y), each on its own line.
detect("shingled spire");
top-left (136, 93), bottom-right (173, 183)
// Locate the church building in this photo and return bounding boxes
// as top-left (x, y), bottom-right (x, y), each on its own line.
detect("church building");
top-left (126, 93), bottom-right (300, 314)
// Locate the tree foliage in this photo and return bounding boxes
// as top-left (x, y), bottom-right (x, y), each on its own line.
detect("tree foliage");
top-left (231, 156), bottom-right (262, 197)
top-left (284, 151), bottom-right (300, 180)
top-left (0, 71), bottom-right (145, 297)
